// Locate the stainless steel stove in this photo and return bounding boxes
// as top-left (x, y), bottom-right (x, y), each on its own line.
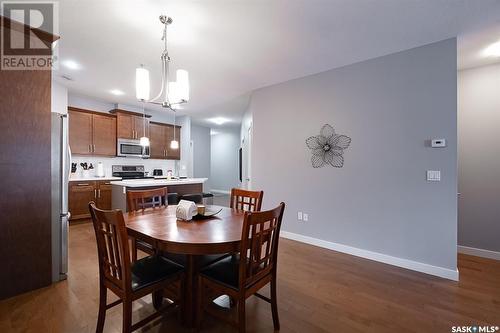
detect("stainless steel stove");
top-left (112, 165), bottom-right (154, 179)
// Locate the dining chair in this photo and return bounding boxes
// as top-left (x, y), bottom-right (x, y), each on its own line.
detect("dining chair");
top-left (88, 202), bottom-right (184, 333)
top-left (127, 187), bottom-right (167, 261)
top-left (230, 188), bottom-right (264, 212)
top-left (197, 202), bottom-right (285, 333)
top-left (179, 193), bottom-right (203, 204)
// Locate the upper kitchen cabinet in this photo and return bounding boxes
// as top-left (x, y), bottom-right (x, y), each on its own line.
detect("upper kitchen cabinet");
top-left (149, 122), bottom-right (167, 159)
top-left (112, 109), bottom-right (150, 140)
top-left (149, 122), bottom-right (181, 160)
top-left (92, 114), bottom-right (116, 156)
top-left (166, 124), bottom-right (181, 160)
top-left (68, 109), bottom-right (93, 155)
top-left (68, 107), bottom-right (116, 156)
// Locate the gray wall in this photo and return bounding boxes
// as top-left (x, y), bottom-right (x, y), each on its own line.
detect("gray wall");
top-left (458, 63), bottom-right (500, 252)
top-left (249, 39), bottom-right (458, 271)
top-left (191, 124), bottom-right (211, 190)
top-left (211, 127), bottom-right (241, 192)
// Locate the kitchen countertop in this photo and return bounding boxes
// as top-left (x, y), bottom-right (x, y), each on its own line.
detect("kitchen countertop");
top-left (69, 175), bottom-right (122, 182)
top-left (110, 178), bottom-right (208, 188)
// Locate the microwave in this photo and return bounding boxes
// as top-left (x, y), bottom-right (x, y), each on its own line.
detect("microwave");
top-left (117, 139), bottom-right (150, 158)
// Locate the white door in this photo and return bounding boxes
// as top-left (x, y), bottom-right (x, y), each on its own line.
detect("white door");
top-left (241, 125), bottom-right (252, 189)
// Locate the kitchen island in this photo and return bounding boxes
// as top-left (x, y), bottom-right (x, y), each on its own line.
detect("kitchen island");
top-left (110, 178), bottom-right (208, 212)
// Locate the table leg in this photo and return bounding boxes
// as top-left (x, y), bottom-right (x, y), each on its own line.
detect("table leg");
top-left (183, 254), bottom-right (198, 327)
top-left (152, 289), bottom-right (163, 310)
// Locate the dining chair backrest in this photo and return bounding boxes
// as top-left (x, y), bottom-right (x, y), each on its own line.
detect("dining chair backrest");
top-left (239, 202), bottom-right (285, 288)
top-left (127, 187), bottom-right (167, 212)
top-left (230, 188), bottom-right (264, 212)
top-left (89, 202), bottom-right (131, 292)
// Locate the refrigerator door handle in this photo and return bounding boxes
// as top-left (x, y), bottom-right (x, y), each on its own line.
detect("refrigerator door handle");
top-left (60, 214), bottom-right (69, 277)
top-left (61, 114), bottom-right (70, 278)
top-left (61, 114), bottom-right (70, 215)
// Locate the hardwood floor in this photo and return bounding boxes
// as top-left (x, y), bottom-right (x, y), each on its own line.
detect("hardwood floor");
top-left (1, 222), bottom-right (499, 332)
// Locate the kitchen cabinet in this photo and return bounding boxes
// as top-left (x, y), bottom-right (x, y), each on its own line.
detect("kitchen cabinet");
top-left (96, 181), bottom-right (113, 210)
top-left (93, 114), bottom-right (116, 156)
top-left (149, 122), bottom-right (181, 160)
top-left (69, 181), bottom-right (96, 220)
top-left (149, 122), bottom-right (168, 159)
top-left (68, 108), bottom-right (116, 156)
top-left (69, 180), bottom-right (113, 220)
top-left (116, 111), bottom-right (149, 140)
top-left (68, 110), bottom-right (93, 155)
top-left (166, 124), bottom-right (181, 160)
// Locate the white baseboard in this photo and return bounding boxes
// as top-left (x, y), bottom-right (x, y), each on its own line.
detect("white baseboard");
top-left (280, 231), bottom-right (459, 281)
top-left (458, 245), bottom-right (500, 260)
top-left (210, 189), bottom-right (230, 195)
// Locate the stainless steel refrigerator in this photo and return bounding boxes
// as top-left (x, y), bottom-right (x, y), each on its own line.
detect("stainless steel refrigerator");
top-left (51, 112), bottom-right (71, 282)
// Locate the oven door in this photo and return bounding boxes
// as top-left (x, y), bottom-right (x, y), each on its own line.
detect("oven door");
top-left (117, 139), bottom-right (150, 158)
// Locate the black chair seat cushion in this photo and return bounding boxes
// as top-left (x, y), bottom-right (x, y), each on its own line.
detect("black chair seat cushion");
top-left (179, 193), bottom-right (203, 204)
top-left (131, 255), bottom-right (183, 291)
top-left (163, 252), bottom-right (230, 269)
top-left (167, 193), bottom-right (179, 205)
top-left (200, 255), bottom-right (241, 290)
top-left (136, 239), bottom-right (154, 253)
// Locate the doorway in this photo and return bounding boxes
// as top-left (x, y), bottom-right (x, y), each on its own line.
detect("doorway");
top-left (241, 124), bottom-right (252, 190)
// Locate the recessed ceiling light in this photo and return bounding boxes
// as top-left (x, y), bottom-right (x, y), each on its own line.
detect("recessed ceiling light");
top-left (483, 41), bottom-right (500, 57)
top-left (62, 60), bottom-right (81, 70)
top-left (110, 89), bottom-right (124, 96)
top-left (208, 117), bottom-right (230, 125)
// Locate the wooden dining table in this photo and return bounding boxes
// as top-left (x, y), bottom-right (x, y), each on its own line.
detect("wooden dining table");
top-left (124, 205), bottom-right (245, 326)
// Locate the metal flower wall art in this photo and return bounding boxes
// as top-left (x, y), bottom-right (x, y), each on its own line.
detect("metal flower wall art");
top-left (306, 124), bottom-right (351, 168)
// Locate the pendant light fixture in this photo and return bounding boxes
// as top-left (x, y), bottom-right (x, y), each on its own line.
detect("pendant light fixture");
top-left (135, 15), bottom-right (189, 150)
top-left (139, 101), bottom-right (150, 147)
top-left (171, 109), bottom-right (179, 149)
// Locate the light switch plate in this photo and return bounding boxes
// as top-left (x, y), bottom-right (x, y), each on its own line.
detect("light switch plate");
top-left (427, 170), bottom-right (441, 181)
top-left (431, 139), bottom-right (446, 148)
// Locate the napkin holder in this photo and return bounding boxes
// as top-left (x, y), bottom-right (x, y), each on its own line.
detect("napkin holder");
top-left (176, 200), bottom-right (198, 221)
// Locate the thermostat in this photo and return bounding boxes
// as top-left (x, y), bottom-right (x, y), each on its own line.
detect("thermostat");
top-left (431, 139), bottom-right (446, 148)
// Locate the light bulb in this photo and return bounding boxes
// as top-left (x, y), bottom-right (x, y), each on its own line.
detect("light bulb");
top-left (170, 140), bottom-right (179, 150)
top-left (176, 69), bottom-right (189, 102)
top-left (140, 136), bottom-right (150, 147)
top-left (135, 67), bottom-right (150, 101)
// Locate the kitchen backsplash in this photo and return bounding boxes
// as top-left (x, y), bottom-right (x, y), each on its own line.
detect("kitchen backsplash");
top-left (71, 155), bottom-right (177, 178)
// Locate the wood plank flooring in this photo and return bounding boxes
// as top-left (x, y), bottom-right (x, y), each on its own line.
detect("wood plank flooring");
top-left (1, 221), bottom-right (499, 332)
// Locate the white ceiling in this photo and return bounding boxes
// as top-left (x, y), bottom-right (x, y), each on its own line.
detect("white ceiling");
top-left (53, 0), bottom-right (500, 126)
top-left (459, 24), bottom-right (500, 70)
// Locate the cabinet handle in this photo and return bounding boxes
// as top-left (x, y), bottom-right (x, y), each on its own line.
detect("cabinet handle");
top-left (88, 144), bottom-right (91, 152)
top-left (76, 183), bottom-right (89, 186)
top-left (94, 189), bottom-right (97, 198)
top-left (93, 144), bottom-right (96, 152)
top-left (98, 189), bottom-right (101, 198)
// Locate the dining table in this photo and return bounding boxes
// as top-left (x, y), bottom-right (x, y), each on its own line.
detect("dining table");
top-left (124, 205), bottom-right (245, 327)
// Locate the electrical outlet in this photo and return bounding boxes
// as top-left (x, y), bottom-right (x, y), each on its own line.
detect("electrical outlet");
top-left (297, 212), bottom-right (303, 221)
top-left (427, 170), bottom-right (441, 182)
top-left (303, 213), bottom-right (309, 222)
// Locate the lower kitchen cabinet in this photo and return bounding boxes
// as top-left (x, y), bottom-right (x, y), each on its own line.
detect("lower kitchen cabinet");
top-left (69, 180), bottom-right (113, 220)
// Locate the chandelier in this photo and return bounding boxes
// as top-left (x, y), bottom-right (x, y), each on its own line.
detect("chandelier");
top-left (135, 15), bottom-right (189, 149)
